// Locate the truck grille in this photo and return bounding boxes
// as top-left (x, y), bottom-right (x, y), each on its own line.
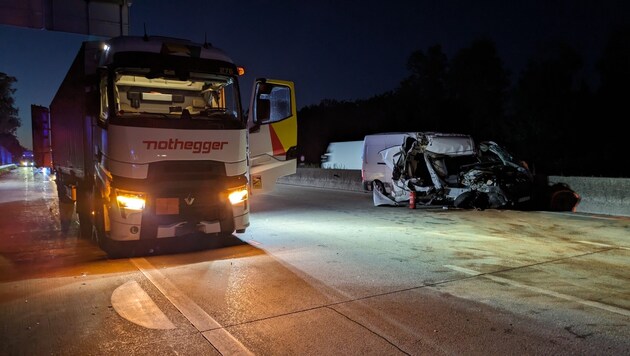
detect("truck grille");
top-left (132, 161), bottom-right (245, 238)
top-left (147, 160), bottom-right (226, 181)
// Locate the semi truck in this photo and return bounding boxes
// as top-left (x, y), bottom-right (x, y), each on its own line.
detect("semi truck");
top-left (31, 104), bottom-right (53, 169)
top-left (49, 35), bottom-right (297, 258)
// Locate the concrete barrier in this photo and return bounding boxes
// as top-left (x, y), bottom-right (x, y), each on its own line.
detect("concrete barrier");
top-left (278, 168), bottom-right (630, 217)
top-left (0, 164), bottom-right (17, 175)
top-left (278, 168), bottom-right (364, 192)
top-left (549, 176), bottom-right (630, 217)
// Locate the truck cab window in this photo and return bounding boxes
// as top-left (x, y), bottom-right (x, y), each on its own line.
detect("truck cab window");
top-left (254, 83), bottom-right (291, 124)
top-left (113, 70), bottom-right (240, 122)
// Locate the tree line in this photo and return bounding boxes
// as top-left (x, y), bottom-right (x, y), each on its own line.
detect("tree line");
top-left (0, 73), bottom-right (25, 162)
top-left (297, 27), bottom-right (630, 178)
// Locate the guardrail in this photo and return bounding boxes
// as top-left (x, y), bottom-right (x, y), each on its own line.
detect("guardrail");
top-left (0, 164), bottom-right (17, 175)
top-left (278, 168), bottom-right (630, 217)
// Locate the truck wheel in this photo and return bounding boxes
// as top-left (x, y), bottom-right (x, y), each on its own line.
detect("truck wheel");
top-left (76, 188), bottom-right (93, 239)
top-left (91, 191), bottom-right (106, 248)
top-left (100, 240), bottom-right (127, 259)
top-left (78, 212), bottom-right (92, 239)
top-left (55, 177), bottom-right (73, 204)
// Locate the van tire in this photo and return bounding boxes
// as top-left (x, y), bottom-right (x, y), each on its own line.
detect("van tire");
top-left (373, 181), bottom-right (385, 194)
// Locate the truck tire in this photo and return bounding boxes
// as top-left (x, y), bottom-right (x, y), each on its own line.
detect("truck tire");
top-left (78, 212), bottom-right (92, 239)
top-left (55, 173), bottom-right (73, 204)
top-left (91, 186), bottom-right (128, 259)
top-left (91, 187), bottom-right (106, 248)
top-left (76, 187), bottom-right (93, 239)
top-left (100, 240), bottom-right (127, 259)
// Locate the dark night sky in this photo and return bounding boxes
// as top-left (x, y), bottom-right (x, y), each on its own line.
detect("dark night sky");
top-left (1, 0), bottom-right (629, 150)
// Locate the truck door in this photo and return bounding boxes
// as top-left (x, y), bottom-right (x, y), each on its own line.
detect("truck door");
top-left (247, 79), bottom-right (297, 194)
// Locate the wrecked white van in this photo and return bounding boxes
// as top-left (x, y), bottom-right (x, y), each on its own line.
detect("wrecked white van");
top-left (373, 132), bottom-right (534, 209)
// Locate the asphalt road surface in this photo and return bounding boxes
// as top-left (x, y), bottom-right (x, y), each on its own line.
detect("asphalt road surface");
top-left (1, 167), bottom-right (629, 355)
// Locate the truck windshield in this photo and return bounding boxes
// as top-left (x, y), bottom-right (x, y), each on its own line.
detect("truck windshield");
top-left (113, 70), bottom-right (241, 122)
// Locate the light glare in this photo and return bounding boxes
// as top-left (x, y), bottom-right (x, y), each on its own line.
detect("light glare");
top-left (228, 189), bottom-right (248, 204)
top-left (117, 194), bottom-right (145, 210)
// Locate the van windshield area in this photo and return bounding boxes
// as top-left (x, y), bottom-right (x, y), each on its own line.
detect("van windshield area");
top-left (113, 70), bottom-right (241, 122)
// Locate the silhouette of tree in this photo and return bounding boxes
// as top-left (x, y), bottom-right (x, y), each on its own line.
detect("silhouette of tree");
top-left (447, 38), bottom-right (510, 141)
top-left (0, 72), bottom-right (25, 160)
top-left (396, 44), bottom-right (449, 132)
top-left (595, 25), bottom-right (630, 177)
top-left (0, 72), bottom-right (21, 135)
top-left (598, 26), bottom-right (630, 100)
top-left (510, 42), bottom-right (587, 175)
top-left (0, 133), bottom-right (24, 158)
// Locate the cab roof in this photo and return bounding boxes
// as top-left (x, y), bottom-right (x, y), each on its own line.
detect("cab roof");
top-left (101, 36), bottom-right (234, 65)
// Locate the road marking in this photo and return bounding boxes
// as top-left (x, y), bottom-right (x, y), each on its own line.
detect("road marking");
top-left (131, 258), bottom-right (253, 355)
top-left (202, 329), bottom-right (255, 356)
top-left (111, 280), bottom-right (175, 329)
top-left (444, 265), bottom-right (630, 317)
top-left (577, 240), bottom-right (630, 251)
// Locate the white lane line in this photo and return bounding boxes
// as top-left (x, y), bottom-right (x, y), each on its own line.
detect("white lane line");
top-left (131, 258), bottom-right (253, 355)
top-left (577, 240), bottom-right (630, 251)
top-left (444, 265), bottom-right (630, 317)
top-left (203, 329), bottom-right (255, 356)
top-left (111, 280), bottom-right (175, 329)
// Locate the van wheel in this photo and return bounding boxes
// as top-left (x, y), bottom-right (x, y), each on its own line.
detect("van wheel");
top-left (373, 181), bottom-right (385, 194)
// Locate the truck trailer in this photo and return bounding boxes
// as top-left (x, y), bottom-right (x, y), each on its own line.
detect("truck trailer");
top-left (50, 35), bottom-right (297, 258)
top-left (31, 104), bottom-right (53, 169)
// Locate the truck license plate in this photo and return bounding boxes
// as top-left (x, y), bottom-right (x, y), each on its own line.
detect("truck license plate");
top-left (156, 198), bottom-right (179, 215)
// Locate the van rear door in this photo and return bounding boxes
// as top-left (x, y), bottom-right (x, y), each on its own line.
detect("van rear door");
top-left (362, 133), bottom-right (413, 191)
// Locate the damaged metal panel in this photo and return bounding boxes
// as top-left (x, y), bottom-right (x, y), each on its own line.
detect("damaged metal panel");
top-left (422, 133), bottom-right (476, 156)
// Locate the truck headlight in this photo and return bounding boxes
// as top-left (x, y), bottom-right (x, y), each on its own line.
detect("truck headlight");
top-left (228, 187), bottom-right (248, 205)
top-left (116, 189), bottom-right (146, 211)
